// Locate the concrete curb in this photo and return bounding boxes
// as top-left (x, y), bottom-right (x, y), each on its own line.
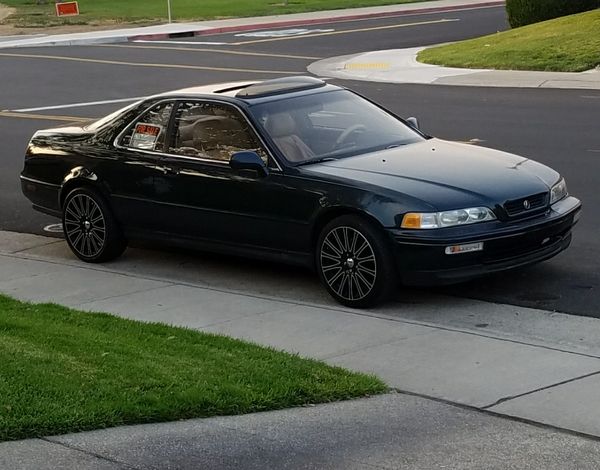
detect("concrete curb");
top-left (130, 1), bottom-right (506, 41)
top-left (0, 0), bottom-right (505, 49)
top-left (308, 46), bottom-right (600, 90)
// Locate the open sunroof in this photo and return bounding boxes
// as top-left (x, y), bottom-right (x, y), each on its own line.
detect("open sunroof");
top-left (235, 76), bottom-right (326, 99)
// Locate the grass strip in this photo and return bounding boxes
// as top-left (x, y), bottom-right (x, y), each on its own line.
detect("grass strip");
top-left (0, 294), bottom-right (386, 442)
top-left (418, 9), bottom-right (600, 72)
top-left (1, 0), bottom-right (436, 28)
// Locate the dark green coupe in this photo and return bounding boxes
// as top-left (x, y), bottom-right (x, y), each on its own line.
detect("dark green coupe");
top-left (21, 77), bottom-right (581, 307)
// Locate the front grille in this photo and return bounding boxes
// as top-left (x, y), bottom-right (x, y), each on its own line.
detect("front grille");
top-left (504, 192), bottom-right (548, 217)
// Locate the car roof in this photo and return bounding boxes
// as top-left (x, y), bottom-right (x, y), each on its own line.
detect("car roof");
top-left (155, 76), bottom-right (333, 103)
top-left (162, 81), bottom-right (259, 97)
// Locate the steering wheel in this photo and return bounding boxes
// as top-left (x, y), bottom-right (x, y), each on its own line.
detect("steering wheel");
top-left (334, 124), bottom-right (367, 150)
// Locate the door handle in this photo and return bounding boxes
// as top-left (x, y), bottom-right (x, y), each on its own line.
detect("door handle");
top-left (159, 166), bottom-right (179, 175)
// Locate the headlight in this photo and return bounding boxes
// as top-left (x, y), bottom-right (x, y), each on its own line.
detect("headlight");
top-left (401, 207), bottom-right (496, 229)
top-left (550, 178), bottom-right (568, 205)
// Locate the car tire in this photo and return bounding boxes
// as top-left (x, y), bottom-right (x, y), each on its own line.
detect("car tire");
top-left (316, 214), bottom-right (397, 308)
top-left (62, 187), bottom-right (127, 263)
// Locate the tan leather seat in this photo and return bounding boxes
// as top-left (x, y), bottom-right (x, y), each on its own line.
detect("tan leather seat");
top-left (265, 113), bottom-right (315, 163)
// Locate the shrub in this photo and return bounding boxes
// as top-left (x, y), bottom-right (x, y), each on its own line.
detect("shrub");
top-left (506, 0), bottom-right (600, 27)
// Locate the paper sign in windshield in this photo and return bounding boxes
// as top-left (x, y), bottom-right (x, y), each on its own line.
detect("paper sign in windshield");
top-left (131, 123), bottom-right (162, 150)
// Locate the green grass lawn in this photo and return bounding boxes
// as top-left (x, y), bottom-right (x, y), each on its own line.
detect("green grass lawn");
top-left (1, 0), bottom-right (435, 27)
top-left (0, 294), bottom-right (385, 442)
top-left (418, 9), bottom-right (600, 72)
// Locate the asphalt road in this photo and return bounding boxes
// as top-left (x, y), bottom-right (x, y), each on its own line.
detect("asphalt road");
top-left (1, 4), bottom-right (599, 317)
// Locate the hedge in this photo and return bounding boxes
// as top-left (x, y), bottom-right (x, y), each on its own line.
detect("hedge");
top-left (506, 0), bottom-right (600, 27)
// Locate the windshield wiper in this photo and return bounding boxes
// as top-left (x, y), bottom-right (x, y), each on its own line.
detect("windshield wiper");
top-left (385, 141), bottom-right (410, 149)
top-left (295, 157), bottom-right (338, 167)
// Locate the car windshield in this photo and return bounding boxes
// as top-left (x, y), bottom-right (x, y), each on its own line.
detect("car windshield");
top-left (250, 89), bottom-right (424, 165)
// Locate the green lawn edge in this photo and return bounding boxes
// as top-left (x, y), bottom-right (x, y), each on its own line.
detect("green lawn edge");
top-left (0, 294), bottom-right (386, 442)
top-left (418, 9), bottom-right (600, 72)
top-left (1, 0), bottom-right (436, 28)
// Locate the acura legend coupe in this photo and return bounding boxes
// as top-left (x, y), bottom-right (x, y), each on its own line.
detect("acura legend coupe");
top-left (21, 76), bottom-right (581, 307)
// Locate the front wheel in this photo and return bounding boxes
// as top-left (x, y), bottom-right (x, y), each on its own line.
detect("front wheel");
top-left (62, 187), bottom-right (127, 263)
top-left (316, 215), bottom-right (397, 308)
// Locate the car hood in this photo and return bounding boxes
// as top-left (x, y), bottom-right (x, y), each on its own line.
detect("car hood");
top-left (303, 139), bottom-right (560, 211)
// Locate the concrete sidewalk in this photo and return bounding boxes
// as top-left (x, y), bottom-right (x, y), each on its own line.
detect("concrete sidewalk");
top-left (308, 47), bottom-right (600, 90)
top-left (3, 393), bottom-right (600, 470)
top-left (2, 228), bottom-right (600, 466)
top-left (0, 0), bottom-right (503, 49)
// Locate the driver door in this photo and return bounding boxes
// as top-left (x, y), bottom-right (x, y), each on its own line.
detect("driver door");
top-left (152, 100), bottom-right (319, 254)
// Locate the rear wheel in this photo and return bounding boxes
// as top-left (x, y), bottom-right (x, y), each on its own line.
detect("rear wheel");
top-left (316, 215), bottom-right (397, 308)
top-left (62, 187), bottom-right (127, 263)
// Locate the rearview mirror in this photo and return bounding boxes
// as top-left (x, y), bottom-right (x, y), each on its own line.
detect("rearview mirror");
top-left (230, 151), bottom-right (269, 177)
top-left (406, 117), bottom-right (420, 130)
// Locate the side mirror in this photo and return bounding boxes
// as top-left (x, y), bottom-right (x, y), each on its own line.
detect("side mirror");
top-left (230, 151), bottom-right (269, 177)
top-left (406, 117), bottom-right (420, 130)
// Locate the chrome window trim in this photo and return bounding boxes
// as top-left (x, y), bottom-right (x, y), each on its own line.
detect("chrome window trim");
top-left (20, 175), bottom-right (61, 188)
top-left (113, 97), bottom-right (282, 172)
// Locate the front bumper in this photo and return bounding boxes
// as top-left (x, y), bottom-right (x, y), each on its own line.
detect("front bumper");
top-left (389, 196), bottom-right (581, 285)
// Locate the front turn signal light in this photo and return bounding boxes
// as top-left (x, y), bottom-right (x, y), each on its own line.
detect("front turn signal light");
top-left (401, 213), bottom-right (422, 229)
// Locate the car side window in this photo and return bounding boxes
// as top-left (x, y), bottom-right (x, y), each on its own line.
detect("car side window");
top-left (169, 101), bottom-right (268, 164)
top-left (120, 101), bottom-right (174, 151)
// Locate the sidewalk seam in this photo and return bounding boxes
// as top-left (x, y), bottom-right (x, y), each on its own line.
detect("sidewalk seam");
top-left (9, 239), bottom-right (64, 254)
top-left (319, 330), bottom-right (438, 360)
top-left (41, 437), bottom-right (144, 470)
top-left (74, 282), bottom-right (177, 308)
top-left (347, 461), bottom-right (391, 469)
top-left (388, 388), bottom-right (600, 443)
top-left (197, 306), bottom-right (292, 329)
top-left (481, 369), bottom-right (600, 410)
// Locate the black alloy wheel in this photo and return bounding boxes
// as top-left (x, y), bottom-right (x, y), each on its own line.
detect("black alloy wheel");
top-left (62, 187), bottom-right (127, 263)
top-left (317, 215), bottom-right (396, 308)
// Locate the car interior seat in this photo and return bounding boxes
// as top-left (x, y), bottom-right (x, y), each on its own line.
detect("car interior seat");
top-left (265, 112), bottom-right (315, 163)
